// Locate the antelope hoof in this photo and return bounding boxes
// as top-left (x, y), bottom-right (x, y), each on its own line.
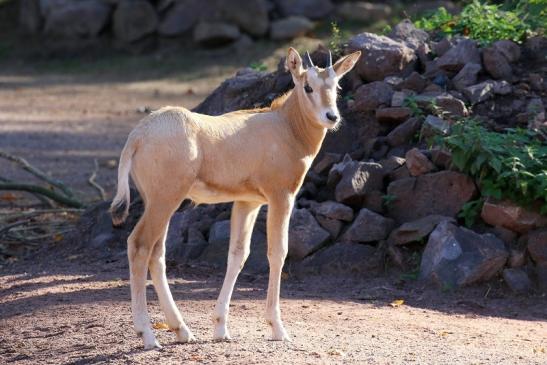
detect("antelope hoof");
top-left (175, 327), bottom-right (196, 343)
top-left (143, 335), bottom-right (162, 350)
top-left (213, 326), bottom-right (232, 341)
top-left (269, 322), bottom-right (291, 342)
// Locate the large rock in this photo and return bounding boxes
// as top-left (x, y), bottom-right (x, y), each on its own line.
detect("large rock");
top-left (375, 107), bottom-right (411, 123)
top-left (492, 40), bottom-right (521, 63)
top-left (270, 16), bottom-right (313, 40)
top-left (434, 94), bottom-right (468, 117)
top-left (482, 47), bottom-right (512, 81)
top-left (386, 117), bottom-right (422, 147)
top-left (288, 209), bottom-right (330, 260)
top-left (113, 0), bottom-right (157, 42)
top-left (527, 228), bottom-right (547, 265)
top-left (463, 81), bottom-right (495, 105)
top-left (503, 268), bottom-right (532, 293)
top-left (157, 0), bottom-right (202, 36)
top-left (44, 0), bottom-right (111, 38)
top-left (351, 81), bottom-right (393, 112)
top-left (221, 0), bottom-right (269, 37)
top-left (405, 148), bottom-right (435, 176)
top-left (275, 0), bottom-right (333, 19)
top-left (341, 208), bottom-right (395, 243)
top-left (436, 39), bottom-right (480, 73)
top-left (452, 63), bottom-right (482, 91)
top-left (335, 161), bottom-right (384, 205)
top-left (387, 171), bottom-right (477, 223)
top-left (193, 68), bottom-right (292, 115)
top-left (336, 2), bottom-right (391, 23)
top-left (388, 19), bottom-right (429, 51)
top-left (347, 32), bottom-right (416, 81)
top-left (420, 115), bottom-right (451, 137)
top-left (193, 21), bottom-right (241, 46)
top-left (420, 221), bottom-right (508, 287)
top-left (313, 152), bottom-right (341, 175)
top-left (296, 242), bottom-right (382, 276)
top-left (480, 199), bottom-right (547, 234)
top-left (311, 201), bottom-right (354, 222)
top-left (388, 215), bottom-right (455, 246)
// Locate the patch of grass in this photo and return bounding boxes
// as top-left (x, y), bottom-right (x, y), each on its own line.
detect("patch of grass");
top-left (414, 0), bottom-right (541, 45)
top-left (249, 61), bottom-right (267, 72)
top-left (439, 119), bottom-right (547, 215)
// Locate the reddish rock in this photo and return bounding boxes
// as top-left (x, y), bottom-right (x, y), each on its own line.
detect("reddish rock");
top-left (527, 228), bottom-right (547, 264)
top-left (313, 152), bottom-right (341, 175)
top-left (341, 208), bottom-right (395, 243)
top-left (351, 81), bottom-right (393, 112)
top-left (483, 47), bottom-right (513, 81)
top-left (481, 199), bottom-right (547, 234)
top-left (405, 148), bottom-right (435, 176)
top-left (376, 107), bottom-right (412, 123)
top-left (386, 117), bottom-right (422, 147)
top-left (388, 214), bottom-right (455, 246)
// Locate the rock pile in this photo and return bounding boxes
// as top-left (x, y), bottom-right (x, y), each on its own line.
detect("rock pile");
top-left (81, 19), bottom-right (546, 293)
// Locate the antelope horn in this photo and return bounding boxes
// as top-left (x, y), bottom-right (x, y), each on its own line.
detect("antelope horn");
top-left (327, 50), bottom-right (332, 68)
top-left (305, 51), bottom-right (314, 68)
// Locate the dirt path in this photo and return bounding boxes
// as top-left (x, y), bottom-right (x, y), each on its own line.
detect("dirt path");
top-left (1, 246), bottom-right (546, 365)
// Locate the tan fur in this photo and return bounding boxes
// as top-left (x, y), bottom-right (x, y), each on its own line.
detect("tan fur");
top-left (110, 48), bottom-right (361, 348)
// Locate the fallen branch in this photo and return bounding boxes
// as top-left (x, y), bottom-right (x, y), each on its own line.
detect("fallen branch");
top-left (88, 159), bottom-right (107, 201)
top-left (0, 183), bottom-right (84, 208)
top-left (0, 176), bottom-right (55, 208)
top-left (0, 149), bottom-right (76, 198)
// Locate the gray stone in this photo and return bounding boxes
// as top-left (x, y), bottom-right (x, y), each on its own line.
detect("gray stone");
top-left (508, 249), bottom-right (526, 268)
top-left (297, 242), bottom-right (382, 276)
top-left (165, 212), bottom-right (186, 259)
top-left (389, 19), bottom-right (429, 51)
top-left (420, 221), bottom-right (509, 287)
top-left (463, 81), bottom-right (494, 105)
top-left (315, 215), bottom-right (344, 238)
top-left (341, 208), bottom-right (395, 243)
top-left (335, 161), bottom-right (384, 205)
top-left (434, 94), bottom-right (468, 117)
top-left (275, 0), bottom-right (333, 19)
top-left (193, 21), bottom-right (241, 46)
top-left (398, 72), bottom-right (427, 93)
top-left (405, 148), bottom-right (435, 176)
top-left (493, 40), bottom-right (521, 63)
top-left (313, 152), bottom-right (341, 175)
top-left (351, 81), bottom-right (393, 112)
top-left (391, 91), bottom-right (412, 107)
top-left (492, 80), bottom-right (512, 95)
top-left (527, 228), bottom-right (547, 265)
top-left (157, 0), bottom-right (201, 36)
top-left (326, 154), bottom-right (352, 188)
top-left (347, 32), bottom-right (416, 82)
top-left (503, 268), bottom-right (532, 293)
top-left (386, 117), bottom-right (421, 147)
top-left (270, 16), bottom-right (314, 40)
top-left (362, 189), bottom-right (385, 214)
top-left (336, 2), bottom-right (391, 23)
top-left (221, 0), bottom-right (269, 36)
top-left (181, 227), bottom-right (208, 262)
top-left (387, 171), bottom-right (477, 223)
top-left (288, 209), bottom-right (330, 260)
top-left (44, 0), bottom-right (111, 38)
top-left (388, 215), bottom-right (455, 246)
top-left (375, 107), bottom-right (411, 123)
top-left (113, 0), bottom-right (157, 42)
top-left (536, 263), bottom-right (547, 293)
top-left (421, 115), bottom-right (451, 137)
top-left (483, 47), bottom-right (512, 80)
top-left (452, 63), bottom-right (482, 91)
top-left (436, 39), bottom-right (481, 72)
top-left (311, 201), bottom-right (354, 222)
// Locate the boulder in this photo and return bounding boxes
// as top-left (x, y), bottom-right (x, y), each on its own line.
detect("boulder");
top-left (421, 115), bottom-right (451, 138)
top-left (527, 228), bottom-right (547, 265)
top-left (347, 32), bottom-right (416, 82)
top-left (336, 2), bottom-right (391, 23)
top-left (387, 171), bottom-right (477, 223)
top-left (270, 16), bottom-right (314, 40)
top-left (388, 215), bottom-right (455, 246)
top-left (482, 47), bottom-right (512, 81)
top-left (335, 161), bottom-right (384, 205)
top-left (311, 201), bottom-right (354, 222)
top-left (351, 81), bottom-right (393, 112)
top-left (480, 199), bottom-right (547, 234)
top-left (388, 19), bottom-right (429, 51)
top-left (502, 268), bottom-right (532, 293)
top-left (375, 107), bottom-right (411, 123)
top-left (434, 94), bottom-right (468, 117)
top-left (398, 71), bottom-right (427, 92)
top-left (313, 152), bottom-right (341, 175)
top-left (315, 216), bottom-right (344, 238)
top-left (157, 0), bottom-right (202, 36)
top-left (181, 227), bottom-right (209, 262)
top-left (288, 209), bottom-right (330, 260)
top-left (297, 242), bottom-right (382, 276)
top-left (463, 81), bottom-right (494, 105)
top-left (165, 211), bottom-right (187, 259)
top-left (436, 39), bottom-right (481, 73)
top-left (405, 148), bottom-right (435, 176)
top-left (386, 117), bottom-right (422, 147)
top-left (452, 63), bottom-right (482, 91)
top-left (221, 0), bottom-right (269, 37)
top-left (193, 21), bottom-right (241, 47)
top-left (275, 0), bottom-right (333, 19)
top-left (420, 221), bottom-right (509, 287)
top-left (43, 0), bottom-right (111, 38)
top-left (341, 208), bottom-right (395, 243)
top-left (492, 80), bottom-right (512, 95)
top-left (492, 40), bottom-right (521, 63)
top-left (113, 0), bottom-right (157, 42)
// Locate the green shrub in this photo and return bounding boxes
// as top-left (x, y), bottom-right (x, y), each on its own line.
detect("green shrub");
top-left (439, 119), bottom-right (547, 217)
top-left (415, 0), bottom-right (537, 45)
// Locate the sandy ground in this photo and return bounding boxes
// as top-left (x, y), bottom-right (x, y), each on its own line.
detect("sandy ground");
top-left (0, 46), bottom-right (546, 365)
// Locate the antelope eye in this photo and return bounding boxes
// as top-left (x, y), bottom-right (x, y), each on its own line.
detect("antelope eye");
top-left (304, 84), bottom-right (313, 93)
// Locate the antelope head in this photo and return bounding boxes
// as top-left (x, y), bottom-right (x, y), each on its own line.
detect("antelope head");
top-left (285, 47), bottom-right (361, 129)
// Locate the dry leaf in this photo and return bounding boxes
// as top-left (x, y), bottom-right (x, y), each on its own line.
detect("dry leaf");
top-left (152, 322), bottom-right (169, 330)
top-left (390, 299), bottom-right (405, 308)
top-left (327, 349), bottom-right (345, 356)
top-left (0, 193), bottom-right (18, 202)
top-left (281, 272), bottom-right (289, 280)
top-left (53, 233), bottom-right (64, 242)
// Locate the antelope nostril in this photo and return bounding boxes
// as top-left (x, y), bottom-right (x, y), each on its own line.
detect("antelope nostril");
top-left (326, 112), bottom-right (338, 122)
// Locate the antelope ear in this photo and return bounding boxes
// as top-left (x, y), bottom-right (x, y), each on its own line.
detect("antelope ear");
top-left (286, 47), bottom-right (304, 78)
top-left (333, 51), bottom-right (361, 78)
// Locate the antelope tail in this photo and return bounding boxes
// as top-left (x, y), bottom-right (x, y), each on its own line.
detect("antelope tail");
top-left (110, 138), bottom-right (136, 226)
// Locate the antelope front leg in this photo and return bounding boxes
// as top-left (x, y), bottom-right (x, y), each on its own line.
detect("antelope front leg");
top-left (265, 194), bottom-right (294, 341)
top-left (213, 201), bottom-right (262, 340)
